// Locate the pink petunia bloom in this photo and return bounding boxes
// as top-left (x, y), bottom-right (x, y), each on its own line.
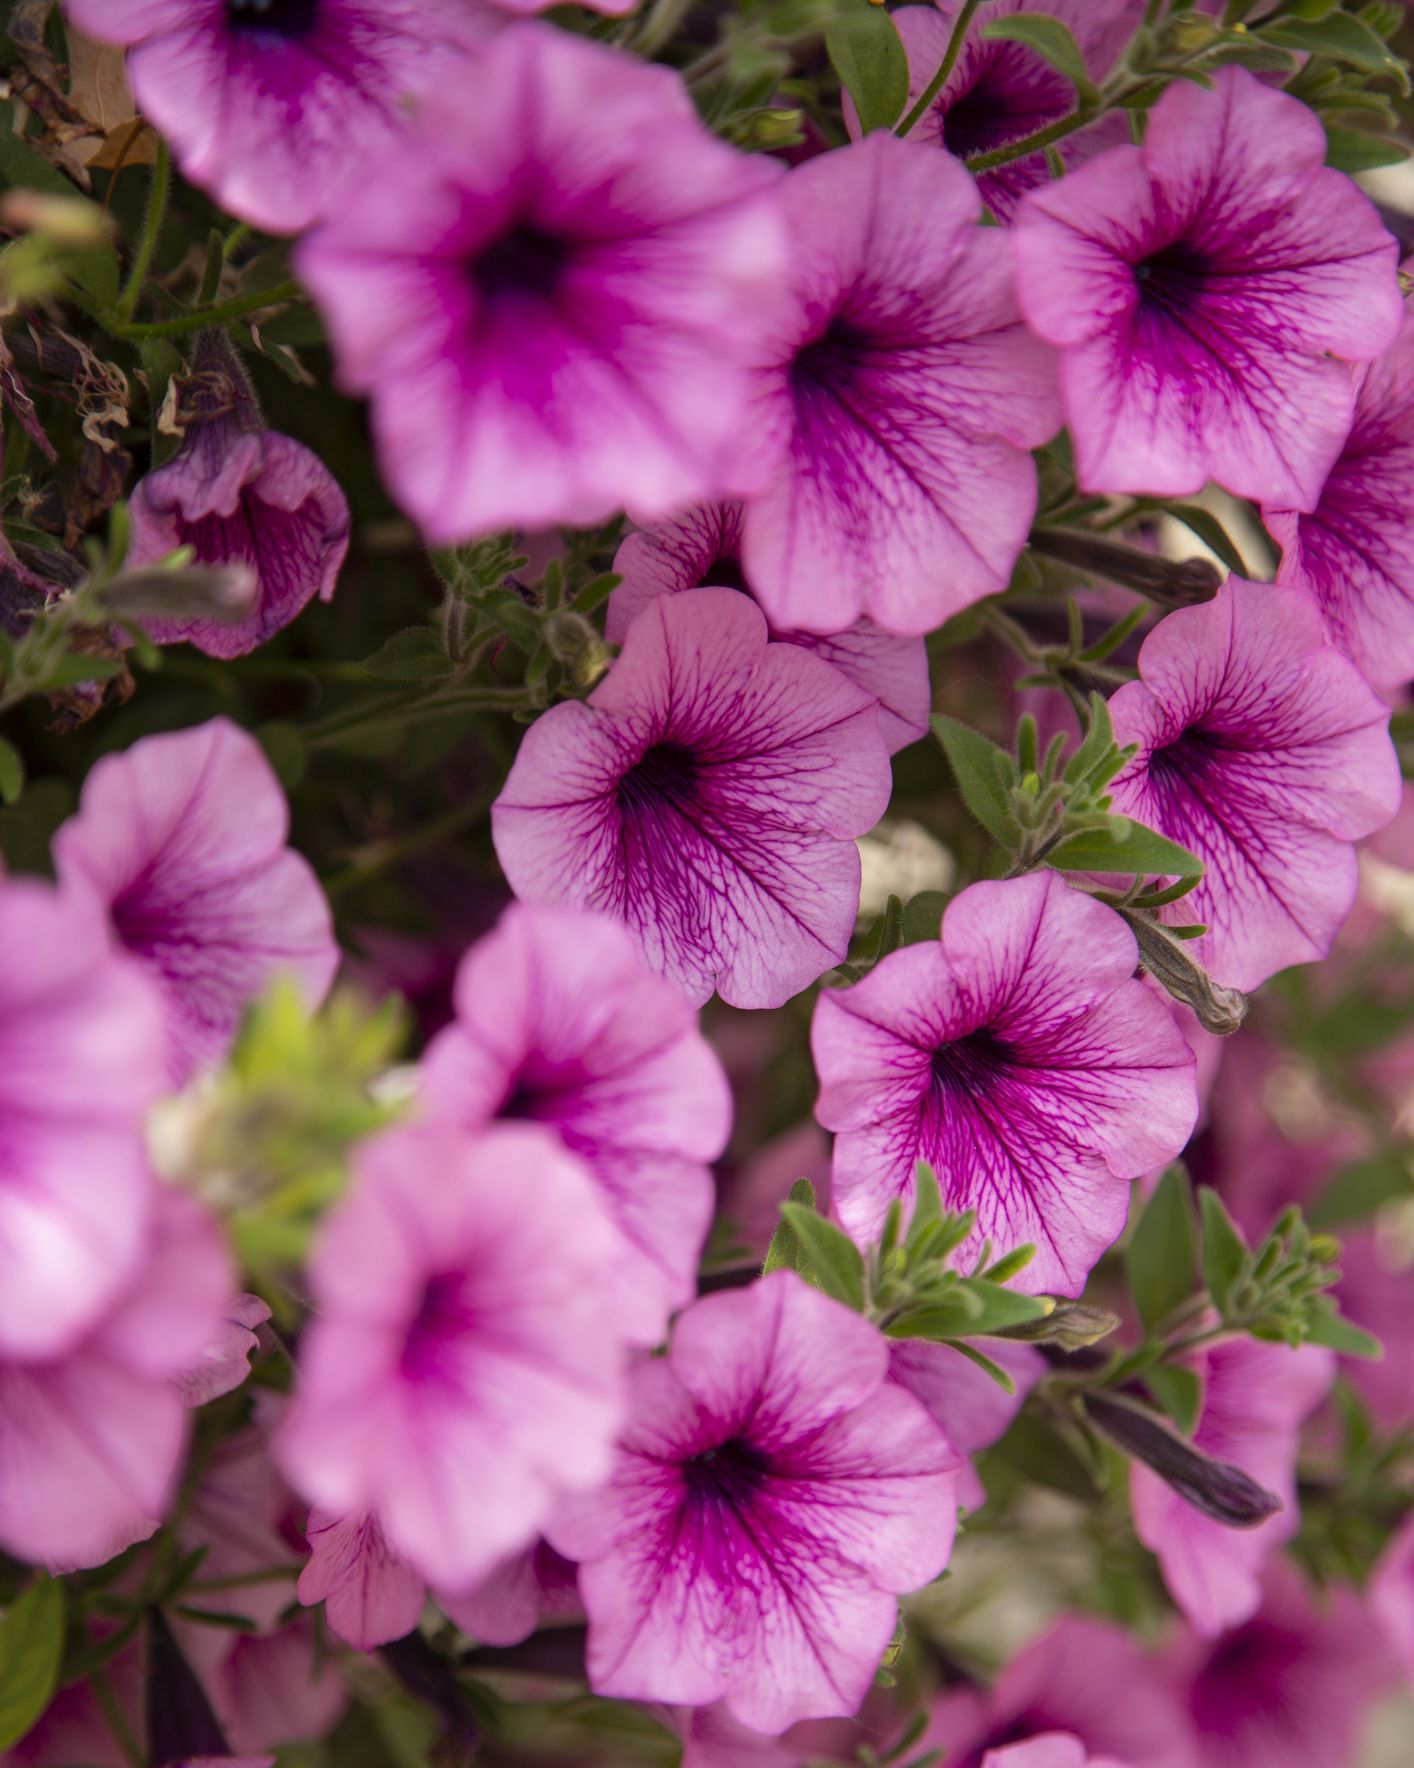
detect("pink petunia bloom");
top-left (876, 2), bottom-right (1140, 222)
top-left (492, 588), bottom-right (892, 1010)
top-left (1106, 579), bottom-right (1401, 992)
top-left (925, 1614), bottom-right (1194, 1768)
top-left (1013, 65), bottom-right (1401, 510)
top-left (177, 1615), bottom-right (347, 1758)
top-left (812, 872), bottom-right (1197, 1293)
top-left (438, 1540), bottom-right (580, 1646)
top-left (1372, 1512), bottom-right (1414, 1678)
top-left (53, 718), bottom-right (339, 1087)
top-left (0, 873), bottom-right (166, 1358)
top-left (295, 23), bottom-right (787, 539)
top-left (278, 1120), bottom-right (626, 1592)
top-left (420, 902), bottom-right (731, 1345)
top-left (548, 1271), bottom-right (958, 1733)
top-left (888, 1336), bottom-right (1042, 1511)
top-left (298, 1508), bottom-right (426, 1652)
top-left (735, 129), bottom-right (1060, 636)
top-left (983, 1740), bottom-right (1133, 1768)
top-left (1264, 274), bottom-right (1414, 691)
top-left (174, 1294), bottom-right (271, 1410)
top-left (608, 504), bottom-right (931, 754)
top-left (126, 338), bottom-right (349, 660)
top-left (61, 1), bottom-right (497, 234)
top-left (0, 1190), bottom-right (233, 1570)
top-left (1130, 1338), bottom-right (1335, 1637)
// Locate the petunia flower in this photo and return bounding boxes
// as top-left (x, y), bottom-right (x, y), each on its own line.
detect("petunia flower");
top-left (295, 23), bottom-right (788, 539)
top-left (1129, 1338), bottom-right (1335, 1638)
top-left (125, 337), bottom-right (350, 660)
top-left (492, 588), bottom-right (892, 1010)
top-left (1372, 1512), bottom-right (1414, 1679)
top-left (812, 872), bottom-right (1197, 1294)
top-left (1105, 578), bottom-right (1402, 992)
top-left (734, 128), bottom-right (1060, 636)
top-left (175, 1294), bottom-right (271, 1410)
top-left (0, 1190), bottom-right (233, 1570)
top-left (982, 1740), bottom-right (1134, 1768)
top-left (875, 2), bottom-right (1140, 222)
top-left (548, 1271), bottom-right (959, 1734)
top-left (53, 717), bottom-right (340, 1086)
top-left (278, 1119), bottom-right (626, 1592)
top-left (0, 872), bottom-right (166, 1359)
top-left (888, 1337), bottom-right (1042, 1511)
top-left (1013, 65), bottom-right (1401, 510)
top-left (421, 902), bottom-right (732, 1345)
top-left (437, 1540), bottom-right (580, 1647)
top-left (608, 504), bottom-right (931, 754)
top-left (297, 1509), bottom-right (426, 1654)
top-left (61, 0), bottom-right (499, 234)
top-left (1263, 272), bottom-right (1414, 691)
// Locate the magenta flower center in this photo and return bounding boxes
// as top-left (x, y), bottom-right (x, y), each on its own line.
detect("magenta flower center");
top-left (791, 318), bottom-right (873, 403)
top-left (1189, 1621), bottom-right (1305, 1731)
top-left (474, 226), bottom-right (571, 305)
top-left (401, 1271), bottom-right (478, 1383)
top-left (683, 1436), bottom-right (772, 1512)
top-left (929, 1027), bottom-right (1012, 1098)
top-left (939, 53), bottom-right (1071, 161)
top-left (697, 552), bottom-right (751, 594)
top-left (617, 741), bottom-right (701, 819)
top-left (227, 0), bottom-right (320, 37)
top-left (1134, 242), bottom-right (1213, 319)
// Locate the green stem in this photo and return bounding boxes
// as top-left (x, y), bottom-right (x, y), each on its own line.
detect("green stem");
top-left (323, 785), bottom-right (500, 898)
top-left (115, 139), bottom-right (170, 325)
top-left (112, 279), bottom-right (304, 340)
top-left (91, 1665), bottom-right (145, 1768)
top-left (965, 105), bottom-right (1098, 171)
top-left (897, 0), bottom-right (983, 138)
top-left (304, 683), bottom-right (535, 753)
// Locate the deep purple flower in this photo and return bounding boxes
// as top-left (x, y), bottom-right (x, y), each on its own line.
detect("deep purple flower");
top-left (126, 341), bottom-right (349, 660)
top-left (493, 588), bottom-right (892, 1010)
top-left (1130, 1338), bottom-right (1335, 1638)
top-left (813, 872), bottom-right (1197, 1294)
top-left (53, 717), bottom-right (340, 1086)
top-left (876, 2), bottom-right (1139, 222)
top-left (1106, 579), bottom-right (1402, 992)
top-left (1013, 66), bottom-right (1401, 509)
top-left (609, 504), bottom-right (930, 754)
top-left (1264, 275), bottom-right (1414, 690)
top-left (278, 1120), bottom-right (626, 1592)
top-left (548, 1271), bottom-right (959, 1733)
top-left (421, 903), bottom-right (731, 1345)
top-left (296, 23), bottom-right (788, 538)
top-left (735, 129), bottom-right (1059, 636)
top-left (62, 1), bottom-right (498, 234)
top-left (0, 872), bottom-right (166, 1359)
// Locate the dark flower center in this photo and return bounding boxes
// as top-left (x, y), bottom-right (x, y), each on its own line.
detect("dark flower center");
top-left (617, 741), bottom-right (700, 818)
top-left (227, 0), bottom-right (320, 36)
top-left (684, 1436), bottom-right (772, 1510)
top-left (473, 225), bottom-right (571, 304)
top-left (697, 553), bottom-right (751, 593)
top-left (939, 52), bottom-right (1071, 161)
top-left (929, 1028), bottom-right (1012, 1098)
top-left (1190, 1621), bottom-right (1305, 1732)
top-left (401, 1271), bottom-right (475, 1383)
top-left (790, 317), bottom-right (873, 401)
top-left (1134, 241), bottom-right (1213, 319)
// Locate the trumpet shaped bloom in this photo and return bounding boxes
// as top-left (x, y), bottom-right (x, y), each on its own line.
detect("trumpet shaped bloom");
top-left (279, 1120), bottom-right (625, 1591)
top-left (984, 1741), bottom-right (1133, 1768)
top-left (1264, 280), bottom-right (1414, 690)
top-left (61, 0), bottom-right (497, 234)
top-left (296, 23), bottom-right (788, 539)
top-left (1014, 66), bottom-right (1401, 509)
top-left (813, 873), bottom-right (1196, 1294)
top-left (609, 504), bottom-right (930, 754)
top-left (1130, 1338), bottom-right (1335, 1637)
top-left (298, 1509), bottom-right (426, 1653)
top-left (1106, 579), bottom-right (1401, 992)
top-left (421, 903), bottom-right (731, 1344)
top-left (493, 589), bottom-right (892, 1010)
top-left (736, 128), bottom-right (1060, 636)
top-left (549, 1272), bottom-right (959, 1734)
top-left (53, 718), bottom-right (339, 1086)
top-left (0, 873), bottom-right (165, 1359)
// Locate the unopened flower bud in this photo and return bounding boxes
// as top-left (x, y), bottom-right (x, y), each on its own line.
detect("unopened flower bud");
top-left (0, 191), bottom-right (113, 247)
top-left (1030, 528), bottom-right (1222, 610)
top-left (1085, 1392), bottom-right (1282, 1527)
top-left (999, 1300), bottom-right (1120, 1350)
top-left (1122, 909), bottom-right (1248, 1035)
top-left (98, 560), bottom-right (259, 624)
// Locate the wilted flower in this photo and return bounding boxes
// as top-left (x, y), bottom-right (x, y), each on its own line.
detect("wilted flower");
top-left (0, 872), bottom-right (165, 1358)
top-left (296, 23), bottom-right (788, 538)
top-left (1106, 579), bottom-right (1402, 991)
top-left (125, 339), bottom-right (350, 659)
top-left (549, 1271), bottom-right (959, 1733)
top-left (53, 717), bottom-right (340, 1086)
top-left (1014, 66), bottom-right (1400, 509)
top-left (736, 129), bottom-right (1060, 636)
top-left (278, 1120), bottom-right (626, 1591)
top-left (493, 588), bottom-right (892, 1009)
top-left (813, 873), bottom-right (1197, 1293)
top-left (61, 0), bottom-right (497, 233)
top-left (609, 504), bottom-right (931, 754)
top-left (421, 902), bottom-right (732, 1344)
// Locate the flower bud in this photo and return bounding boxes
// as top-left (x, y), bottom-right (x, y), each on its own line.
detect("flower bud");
top-left (1030, 528), bottom-right (1222, 610)
top-left (1085, 1391), bottom-right (1282, 1527)
top-left (1122, 909), bottom-right (1248, 1035)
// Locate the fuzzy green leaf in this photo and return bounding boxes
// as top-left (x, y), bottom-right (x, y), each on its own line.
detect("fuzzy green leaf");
top-left (932, 715), bottom-right (1019, 848)
top-left (826, 0), bottom-right (910, 133)
top-left (1128, 1166), bottom-right (1199, 1334)
top-left (0, 1577), bottom-right (63, 1752)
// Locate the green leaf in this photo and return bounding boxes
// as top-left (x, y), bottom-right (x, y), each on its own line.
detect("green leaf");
top-left (950, 1279), bottom-right (1053, 1336)
top-left (981, 13), bottom-right (1099, 104)
top-left (1163, 505), bottom-right (1248, 576)
top-left (255, 720), bottom-right (307, 791)
top-left (1322, 125), bottom-right (1409, 173)
top-left (1198, 1187), bottom-right (1249, 1316)
top-left (994, 1408), bottom-right (1098, 1500)
top-left (1061, 692), bottom-right (1116, 788)
top-left (34, 654), bottom-right (125, 690)
top-left (779, 1201), bottom-right (867, 1311)
top-left (826, 0), bottom-right (910, 134)
top-left (1047, 816), bottom-right (1204, 879)
top-left (1127, 1166), bottom-right (1198, 1334)
top-left (906, 1162), bottom-right (944, 1247)
top-left (0, 1576), bottom-right (63, 1752)
top-left (1304, 1303), bottom-right (1383, 1360)
top-left (932, 715), bottom-right (1019, 848)
top-left (901, 890), bottom-right (948, 944)
top-left (0, 737), bottom-right (22, 807)
top-left (360, 627), bottom-right (455, 682)
top-left (942, 1338), bottom-right (1018, 1394)
top-left (1309, 1147), bottom-right (1414, 1228)
top-left (1262, 13), bottom-right (1406, 77)
top-left (1146, 1363), bottom-right (1202, 1437)
top-left (763, 1178), bottom-right (815, 1276)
